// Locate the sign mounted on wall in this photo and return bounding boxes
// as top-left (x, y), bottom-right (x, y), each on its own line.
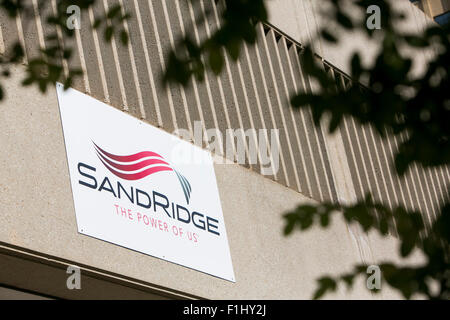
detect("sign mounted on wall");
top-left (56, 83), bottom-right (235, 282)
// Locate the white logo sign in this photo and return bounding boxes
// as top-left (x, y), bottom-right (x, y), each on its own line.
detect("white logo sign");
top-left (56, 84), bottom-right (235, 282)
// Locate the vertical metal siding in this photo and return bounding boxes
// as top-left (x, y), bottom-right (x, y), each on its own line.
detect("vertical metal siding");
top-left (0, 0), bottom-right (446, 229)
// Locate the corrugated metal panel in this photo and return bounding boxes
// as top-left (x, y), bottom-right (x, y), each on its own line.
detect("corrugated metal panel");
top-left (336, 70), bottom-right (448, 229)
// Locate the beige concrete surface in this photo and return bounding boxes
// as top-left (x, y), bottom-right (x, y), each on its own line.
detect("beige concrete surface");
top-left (267, 0), bottom-right (436, 78)
top-left (0, 285), bottom-right (50, 300)
top-left (0, 246), bottom-right (177, 300)
top-left (0, 64), bottom-right (425, 299)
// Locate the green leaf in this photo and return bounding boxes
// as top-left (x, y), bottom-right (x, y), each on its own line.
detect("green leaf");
top-left (107, 5), bottom-right (121, 19)
top-left (341, 274), bottom-right (355, 289)
top-left (313, 277), bottom-right (337, 300)
top-left (321, 29), bottom-right (337, 43)
top-left (93, 18), bottom-right (102, 29)
top-left (226, 40), bottom-right (240, 61)
top-left (403, 35), bottom-right (428, 48)
top-left (351, 53), bottom-right (362, 80)
top-left (336, 12), bottom-right (353, 29)
top-left (283, 219), bottom-right (295, 236)
top-left (104, 26), bottom-right (114, 42)
top-left (320, 213), bottom-right (330, 227)
top-left (209, 48), bottom-right (224, 75)
top-left (22, 77), bottom-right (34, 86)
top-left (120, 30), bottom-right (129, 45)
top-left (290, 93), bottom-right (316, 108)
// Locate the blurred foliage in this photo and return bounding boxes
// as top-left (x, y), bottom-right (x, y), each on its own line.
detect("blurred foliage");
top-left (0, 0), bottom-right (129, 97)
top-left (284, 195), bottom-right (449, 299)
top-left (284, 0), bottom-right (450, 299)
top-left (285, 1), bottom-right (449, 298)
top-left (163, 0), bottom-right (267, 85)
top-left (163, 0), bottom-right (449, 299)
top-left (1, 0), bottom-right (448, 300)
top-left (293, 1), bottom-right (450, 176)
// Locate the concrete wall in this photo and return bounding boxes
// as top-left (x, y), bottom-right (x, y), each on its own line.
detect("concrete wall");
top-left (267, 0), bottom-right (437, 77)
top-left (0, 65), bottom-right (424, 299)
top-left (418, 0), bottom-right (450, 18)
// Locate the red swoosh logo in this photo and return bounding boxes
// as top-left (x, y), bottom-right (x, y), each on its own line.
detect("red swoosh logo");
top-left (93, 142), bottom-right (192, 204)
top-left (93, 142), bottom-right (172, 181)
top-left (96, 148), bottom-right (170, 172)
top-left (94, 143), bottom-right (163, 162)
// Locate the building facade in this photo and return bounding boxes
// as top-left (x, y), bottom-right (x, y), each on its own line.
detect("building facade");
top-left (411, 0), bottom-right (450, 25)
top-left (0, 0), bottom-right (448, 299)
